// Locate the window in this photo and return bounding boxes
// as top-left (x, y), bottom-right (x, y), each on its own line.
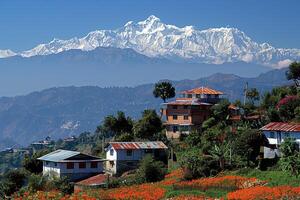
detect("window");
top-left (110, 149), bottom-right (114, 156)
top-left (91, 162), bottom-right (98, 168)
top-left (45, 161), bottom-right (49, 165)
top-left (172, 105), bottom-right (178, 109)
top-left (79, 162), bottom-right (86, 169)
top-left (126, 150), bottom-right (133, 156)
top-left (187, 94), bottom-right (192, 98)
top-left (54, 162), bottom-right (57, 167)
top-left (184, 115), bottom-right (189, 120)
top-left (270, 132), bottom-right (275, 138)
top-left (173, 126), bottom-right (178, 133)
top-left (196, 94), bottom-right (201, 98)
top-left (183, 105), bottom-right (189, 109)
top-left (66, 162), bottom-right (74, 169)
top-left (173, 115), bottom-right (178, 120)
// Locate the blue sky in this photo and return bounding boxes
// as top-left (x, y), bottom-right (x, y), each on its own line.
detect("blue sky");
top-left (0, 0), bottom-right (299, 52)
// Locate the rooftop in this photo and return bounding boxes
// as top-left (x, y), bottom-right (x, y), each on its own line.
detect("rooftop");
top-left (37, 149), bottom-right (102, 162)
top-left (75, 174), bottom-right (107, 186)
top-left (181, 87), bottom-right (223, 95)
top-left (260, 122), bottom-right (300, 132)
top-left (109, 141), bottom-right (168, 150)
top-left (166, 99), bottom-right (212, 106)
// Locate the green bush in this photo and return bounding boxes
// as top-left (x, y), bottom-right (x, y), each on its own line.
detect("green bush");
top-left (136, 155), bottom-right (167, 183)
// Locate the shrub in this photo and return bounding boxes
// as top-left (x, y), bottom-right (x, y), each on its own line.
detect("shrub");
top-left (136, 155), bottom-right (167, 183)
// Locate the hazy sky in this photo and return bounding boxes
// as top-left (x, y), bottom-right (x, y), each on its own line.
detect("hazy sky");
top-left (1, 0), bottom-right (300, 52)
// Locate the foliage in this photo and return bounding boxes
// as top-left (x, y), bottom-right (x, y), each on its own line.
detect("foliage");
top-left (27, 174), bottom-right (47, 192)
top-left (286, 61), bottom-right (300, 87)
top-left (246, 88), bottom-right (260, 105)
top-left (1, 169), bottom-right (28, 196)
top-left (234, 129), bottom-right (265, 166)
top-left (277, 95), bottom-right (300, 121)
top-left (134, 109), bottom-right (163, 139)
top-left (279, 138), bottom-right (300, 176)
top-left (136, 155), bottom-right (167, 183)
top-left (22, 149), bottom-right (50, 174)
top-left (211, 99), bottom-right (230, 122)
top-left (153, 81), bottom-right (175, 103)
top-left (180, 149), bottom-right (219, 180)
top-left (96, 111), bottom-right (133, 137)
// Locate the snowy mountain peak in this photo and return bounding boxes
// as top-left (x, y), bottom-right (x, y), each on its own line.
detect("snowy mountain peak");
top-left (0, 49), bottom-right (16, 58)
top-left (0, 15), bottom-right (299, 68)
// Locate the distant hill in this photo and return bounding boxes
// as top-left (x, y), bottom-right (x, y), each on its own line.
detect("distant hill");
top-left (0, 68), bottom-right (289, 149)
top-left (0, 46), bottom-right (270, 97)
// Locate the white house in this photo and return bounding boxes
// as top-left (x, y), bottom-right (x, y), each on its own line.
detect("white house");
top-left (38, 149), bottom-right (105, 181)
top-left (105, 141), bottom-right (168, 175)
top-left (260, 122), bottom-right (300, 159)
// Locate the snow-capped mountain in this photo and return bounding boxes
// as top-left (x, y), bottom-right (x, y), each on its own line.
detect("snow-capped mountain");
top-left (0, 49), bottom-right (16, 58)
top-left (1, 15), bottom-right (300, 68)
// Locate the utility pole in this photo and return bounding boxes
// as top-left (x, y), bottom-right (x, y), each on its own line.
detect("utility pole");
top-left (243, 82), bottom-right (248, 106)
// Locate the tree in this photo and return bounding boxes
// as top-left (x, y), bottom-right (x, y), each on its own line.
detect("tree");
top-left (1, 169), bottom-right (28, 196)
top-left (211, 99), bottom-right (231, 122)
top-left (97, 111), bottom-right (134, 137)
top-left (277, 96), bottom-right (300, 121)
top-left (23, 149), bottom-right (50, 174)
top-left (286, 61), bottom-right (300, 87)
top-left (246, 88), bottom-right (260, 105)
top-left (180, 149), bottom-right (219, 180)
top-left (153, 81), bottom-right (175, 103)
top-left (134, 110), bottom-right (163, 139)
top-left (279, 138), bottom-right (300, 176)
top-left (136, 155), bottom-right (167, 183)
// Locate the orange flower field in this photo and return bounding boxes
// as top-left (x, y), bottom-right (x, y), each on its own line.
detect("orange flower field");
top-left (14, 169), bottom-right (300, 200)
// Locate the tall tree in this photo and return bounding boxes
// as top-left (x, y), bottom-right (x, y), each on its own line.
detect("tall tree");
top-left (97, 111), bottom-right (133, 137)
top-left (134, 109), bottom-right (163, 139)
top-left (153, 81), bottom-right (175, 103)
top-left (286, 61), bottom-right (300, 87)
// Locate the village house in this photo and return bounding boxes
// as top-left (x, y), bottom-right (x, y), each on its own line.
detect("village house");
top-left (260, 122), bottom-right (300, 159)
top-left (38, 149), bottom-right (105, 182)
top-left (105, 141), bottom-right (168, 175)
top-left (161, 86), bottom-right (223, 139)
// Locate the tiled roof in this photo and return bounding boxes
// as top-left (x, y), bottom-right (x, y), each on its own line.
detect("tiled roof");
top-left (181, 87), bottom-right (223, 95)
top-left (166, 99), bottom-right (212, 106)
top-left (76, 174), bottom-right (107, 186)
top-left (37, 149), bottom-right (101, 162)
top-left (109, 141), bottom-right (168, 150)
top-left (260, 122), bottom-right (300, 132)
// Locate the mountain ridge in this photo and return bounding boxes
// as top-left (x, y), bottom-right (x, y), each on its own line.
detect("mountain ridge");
top-left (0, 68), bottom-right (290, 149)
top-left (1, 15), bottom-right (299, 67)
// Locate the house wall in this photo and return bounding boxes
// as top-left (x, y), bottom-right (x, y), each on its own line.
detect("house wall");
top-left (105, 145), bottom-right (168, 175)
top-left (43, 161), bottom-right (103, 181)
top-left (263, 130), bottom-right (300, 159)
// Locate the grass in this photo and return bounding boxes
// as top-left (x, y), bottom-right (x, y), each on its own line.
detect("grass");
top-left (226, 168), bottom-right (300, 187)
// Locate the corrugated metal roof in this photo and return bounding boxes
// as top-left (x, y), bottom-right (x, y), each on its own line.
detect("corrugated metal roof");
top-left (37, 149), bottom-right (102, 162)
top-left (181, 87), bottom-right (223, 95)
top-left (109, 141), bottom-right (168, 150)
top-left (260, 122), bottom-right (300, 132)
top-left (76, 174), bottom-right (107, 186)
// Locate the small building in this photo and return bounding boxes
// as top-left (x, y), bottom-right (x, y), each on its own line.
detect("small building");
top-left (260, 122), bottom-right (300, 158)
top-left (161, 86), bottom-right (223, 139)
top-left (38, 149), bottom-right (105, 182)
top-left (105, 141), bottom-right (168, 175)
top-left (74, 174), bottom-right (108, 191)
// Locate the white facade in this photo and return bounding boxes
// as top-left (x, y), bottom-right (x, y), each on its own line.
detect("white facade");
top-left (105, 142), bottom-right (168, 175)
top-left (263, 130), bottom-right (300, 159)
top-left (38, 149), bottom-right (104, 181)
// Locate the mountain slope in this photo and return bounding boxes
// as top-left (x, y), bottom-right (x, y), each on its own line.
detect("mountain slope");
top-left (1, 15), bottom-right (299, 67)
top-left (0, 46), bottom-right (271, 97)
top-left (0, 68), bottom-right (290, 149)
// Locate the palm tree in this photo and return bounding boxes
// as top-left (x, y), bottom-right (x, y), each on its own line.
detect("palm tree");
top-left (153, 81), bottom-right (175, 103)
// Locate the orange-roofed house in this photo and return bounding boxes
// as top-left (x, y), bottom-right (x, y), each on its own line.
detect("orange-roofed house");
top-left (161, 86), bottom-right (224, 139)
